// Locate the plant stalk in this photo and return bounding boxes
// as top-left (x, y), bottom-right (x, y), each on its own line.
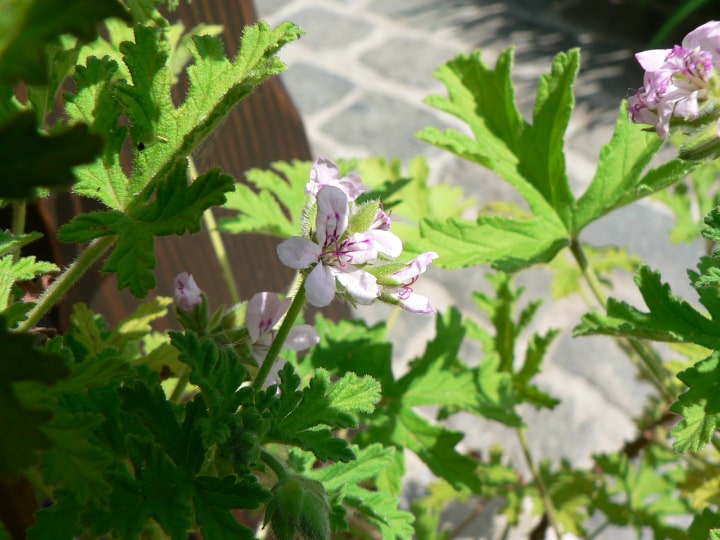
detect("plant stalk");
top-left (516, 427), bottom-right (563, 540)
top-left (260, 449), bottom-right (287, 480)
top-left (252, 284), bottom-right (306, 391)
top-left (11, 202), bottom-right (26, 262)
top-left (169, 368), bottom-right (191, 403)
top-left (188, 158), bottom-right (240, 305)
top-left (18, 236), bottom-right (116, 332)
top-left (569, 239), bottom-right (674, 402)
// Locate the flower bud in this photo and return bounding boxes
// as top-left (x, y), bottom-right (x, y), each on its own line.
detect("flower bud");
top-left (173, 272), bottom-right (202, 312)
top-left (264, 474), bottom-right (331, 540)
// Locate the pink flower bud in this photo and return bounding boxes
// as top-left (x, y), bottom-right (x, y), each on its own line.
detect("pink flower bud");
top-left (174, 272), bottom-right (202, 311)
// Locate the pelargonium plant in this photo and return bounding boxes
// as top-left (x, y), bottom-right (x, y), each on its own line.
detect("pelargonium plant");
top-left (5, 1), bottom-right (720, 539)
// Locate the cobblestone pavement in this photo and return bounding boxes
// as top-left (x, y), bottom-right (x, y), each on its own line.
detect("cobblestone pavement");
top-left (255, 2), bottom-right (704, 538)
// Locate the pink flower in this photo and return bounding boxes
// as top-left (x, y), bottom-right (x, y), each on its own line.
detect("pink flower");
top-left (383, 252), bottom-right (439, 313)
top-left (629, 22), bottom-right (720, 138)
top-left (305, 157), bottom-right (367, 201)
top-left (277, 186), bottom-right (401, 307)
top-left (174, 272), bottom-right (202, 311)
top-left (246, 292), bottom-right (319, 363)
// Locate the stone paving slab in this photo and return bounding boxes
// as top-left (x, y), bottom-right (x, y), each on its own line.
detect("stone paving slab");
top-left (255, 1), bottom-right (705, 538)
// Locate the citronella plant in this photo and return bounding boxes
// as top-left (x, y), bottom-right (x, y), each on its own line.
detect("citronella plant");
top-left (5, 0), bottom-right (720, 538)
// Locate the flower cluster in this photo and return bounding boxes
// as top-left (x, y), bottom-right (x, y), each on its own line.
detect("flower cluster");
top-left (277, 158), bottom-right (438, 313)
top-left (629, 21), bottom-right (720, 138)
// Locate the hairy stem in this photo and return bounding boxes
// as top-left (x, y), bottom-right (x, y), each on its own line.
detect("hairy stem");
top-left (260, 449), bottom-right (287, 481)
top-left (516, 427), bottom-right (563, 540)
top-left (569, 239), bottom-right (674, 402)
top-left (189, 158), bottom-right (240, 305)
top-left (18, 236), bottom-right (115, 332)
top-left (11, 202), bottom-right (26, 262)
top-left (169, 367), bottom-right (191, 403)
top-left (252, 284), bottom-right (306, 391)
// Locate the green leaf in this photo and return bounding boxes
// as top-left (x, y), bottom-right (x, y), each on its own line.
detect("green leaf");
top-left (27, 35), bottom-right (81, 124)
top-left (90, 437), bottom-right (195, 540)
top-left (0, 317), bottom-right (69, 475)
top-left (575, 265), bottom-right (720, 349)
top-left (41, 411), bottom-right (114, 503)
top-left (269, 366), bottom-right (380, 462)
top-left (345, 484), bottom-right (415, 540)
top-left (307, 444), bottom-right (396, 492)
top-left (28, 489), bottom-right (83, 540)
top-left (307, 315), bottom-right (394, 383)
top-left (409, 212), bottom-right (568, 271)
top-left (593, 448), bottom-right (688, 539)
top-left (108, 296), bottom-right (173, 351)
top-left (170, 330), bottom-right (250, 445)
top-left (118, 22), bottom-right (302, 200)
top-left (518, 48), bottom-right (578, 227)
top-left (58, 162), bottom-right (235, 297)
top-left (356, 156), bottom-right (474, 244)
top-left (413, 47), bottom-right (578, 269)
top-left (219, 161), bottom-right (311, 237)
top-left (0, 111), bottom-right (103, 199)
top-left (470, 272), bottom-right (558, 414)
top-left (393, 308), bottom-right (483, 413)
top-left (0, 0), bottom-right (129, 85)
top-left (688, 509), bottom-right (720, 540)
top-left (670, 351), bottom-right (720, 452)
top-left (194, 476), bottom-right (268, 540)
top-left (364, 405), bottom-right (483, 493)
top-left (535, 460), bottom-right (596, 537)
top-left (65, 55), bottom-right (130, 210)
top-left (574, 102), bottom-right (698, 231)
top-left (0, 253), bottom-right (57, 310)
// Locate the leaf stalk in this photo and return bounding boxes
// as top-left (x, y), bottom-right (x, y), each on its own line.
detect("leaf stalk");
top-left (569, 239), bottom-right (674, 402)
top-left (18, 235), bottom-right (116, 332)
top-left (516, 427), bottom-right (563, 540)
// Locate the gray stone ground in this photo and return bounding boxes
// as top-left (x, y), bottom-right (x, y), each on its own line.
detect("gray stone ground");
top-left (255, 1), bottom-right (705, 538)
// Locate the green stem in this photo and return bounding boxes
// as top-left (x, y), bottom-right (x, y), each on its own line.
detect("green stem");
top-left (188, 158), bottom-right (240, 305)
top-left (202, 208), bottom-right (240, 304)
top-left (11, 202), bottom-right (26, 261)
top-left (260, 449), bottom-right (288, 480)
top-left (586, 519), bottom-right (609, 540)
top-left (253, 284), bottom-right (307, 391)
top-left (170, 368), bottom-right (191, 402)
top-left (18, 236), bottom-right (116, 332)
top-left (569, 239), bottom-right (674, 402)
top-left (569, 239), bottom-right (607, 307)
top-left (516, 427), bottom-right (563, 540)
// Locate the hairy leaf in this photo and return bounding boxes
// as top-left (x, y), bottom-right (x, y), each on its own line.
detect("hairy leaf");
top-left (58, 163), bottom-right (235, 297)
top-left (670, 351), bottom-right (720, 452)
top-left (575, 265), bottom-right (720, 349)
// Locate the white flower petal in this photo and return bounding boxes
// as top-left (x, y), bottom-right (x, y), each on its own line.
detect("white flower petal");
top-left (277, 237), bottom-right (321, 269)
top-left (285, 324), bottom-right (320, 350)
top-left (364, 230), bottom-right (403, 258)
top-left (305, 263), bottom-right (337, 307)
top-left (316, 185), bottom-right (349, 247)
top-left (394, 291), bottom-right (435, 314)
top-left (336, 267), bottom-right (379, 304)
